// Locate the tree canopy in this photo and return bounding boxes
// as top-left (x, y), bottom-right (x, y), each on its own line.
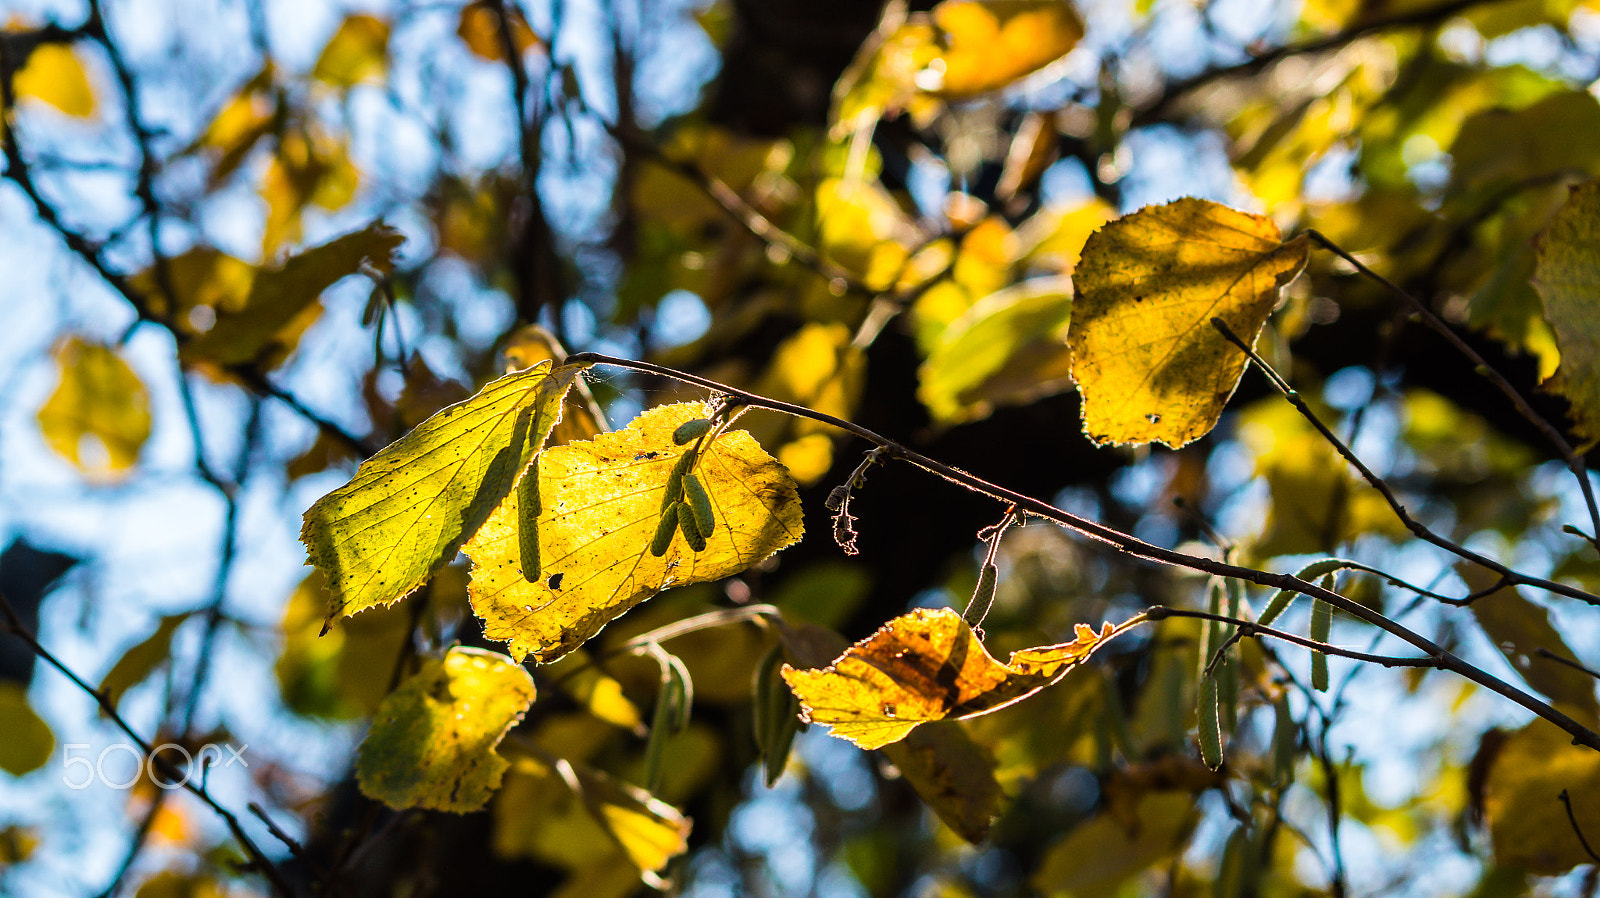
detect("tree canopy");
top-left (3, 0), bottom-right (1600, 896)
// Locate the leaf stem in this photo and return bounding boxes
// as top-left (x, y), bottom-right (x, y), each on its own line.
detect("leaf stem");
top-left (567, 352), bottom-right (1600, 753)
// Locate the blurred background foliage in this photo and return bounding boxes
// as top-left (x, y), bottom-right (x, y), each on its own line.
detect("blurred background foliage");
top-left (2, 0), bottom-right (1600, 895)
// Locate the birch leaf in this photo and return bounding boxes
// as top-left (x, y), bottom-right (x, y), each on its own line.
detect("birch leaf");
top-left (781, 608), bottom-right (1121, 750)
top-left (356, 647), bottom-right (535, 812)
top-left (466, 402), bottom-right (803, 664)
top-left (37, 337), bottom-right (151, 474)
top-left (302, 362), bottom-right (583, 626)
top-left (1070, 198), bottom-right (1309, 447)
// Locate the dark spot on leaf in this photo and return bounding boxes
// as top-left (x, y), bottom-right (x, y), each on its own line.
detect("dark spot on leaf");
top-left (1145, 413), bottom-right (1161, 424)
top-left (547, 572), bottom-right (564, 590)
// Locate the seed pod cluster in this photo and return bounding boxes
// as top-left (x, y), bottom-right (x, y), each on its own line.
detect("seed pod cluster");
top-left (652, 439), bottom-right (717, 556)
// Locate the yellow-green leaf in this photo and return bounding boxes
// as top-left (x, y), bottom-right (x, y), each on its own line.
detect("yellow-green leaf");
top-left (782, 608), bottom-right (1122, 750)
top-left (1482, 719), bottom-right (1600, 875)
top-left (355, 646), bottom-right (535, 812)
top-left (0, 683), bottom-right (53, 776)
top-left (1532, 179), bottom-right (1600, 447)
top-left (37, 337), bottom-right (151, 474)
top-left (14, 42), bottom-right (95, 117)
top-left (303, 361), bottom-right (583, 626)
top-left (183, 221), bottom-right (402, 368)
top-left (917, 278), bottom-right (1074, 424)
top-left (312, 14), bottom-right (389, 88)
top-left (98, 613), bottom-right (188, 712)
top-left (1069, 198), bottom-right (1309, 447)
top-left (1031, 790), bottom-right (1199, 897)
top-left (466, 402), bottom-right (803, 663)
top-left (1461, 565), bottom-right (1600, 717)
top-left (275, 569), bottom-right (415, 718)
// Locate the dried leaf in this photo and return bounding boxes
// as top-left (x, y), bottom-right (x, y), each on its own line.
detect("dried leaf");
top-left (782, 607), bottom-right (1122, 749)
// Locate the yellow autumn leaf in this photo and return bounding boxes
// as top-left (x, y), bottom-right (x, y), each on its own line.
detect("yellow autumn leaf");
top-left (1482, 718), bottom-right (1600, 874)
top-left (14, 42), bottom-right (95, 117)
top-left (1532, 179), bottom-right (1600, 448)
top-left (879, 723), bottom-right (1003, 843)
top-left (917, 278), bottom-right (1075, 424)
top-left (1069, 198), bottom-right (1309, 448)
top-left (930, 0), bottom-right (1084, 97)
top-left (356, 647), bottom-right (535, 813)
top-left (37, 337), bottom-right (151, 474)
top-left (500, 323), bottom-right (608, 446)
top-left (312, 14), bottom-right (389, 88)
top-left (457, 0), bottom-right (542, 61)
top-left (466, 402), bottom-right (803, 664)
top-left (782, 607), bottom-right (1122, 750)
top-left (303, 361), bottom-right (583, 626)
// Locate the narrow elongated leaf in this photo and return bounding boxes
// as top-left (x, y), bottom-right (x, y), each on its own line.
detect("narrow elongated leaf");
top-left (1070, 198), bottom-right (1309, 447)
top-left (466, 402), bottom-right (803, 663)
top-left (1532, 179), bottom-right (1600, 447)
top-left (303, 362), bottom-right (582, 626)
top-left (356, 647), bottom-right (535, 812)
top-left (782, 607), bottom-right (1123, 749)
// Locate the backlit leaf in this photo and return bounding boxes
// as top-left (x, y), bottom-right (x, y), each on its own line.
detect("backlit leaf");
top-left (356, 646), bottom-right (535, 812)
top-left (457, 0), bottom-right (542, 61)
top-left (1532, 179), bottom-right (1600, 447)
top-left (275, 570), bottom-right (415, 718)
top-left (312, 14), bottom-right (389, 88)
top-left (14, 43), bottom-right (95, 117)
top-left (1070, 198), bottom-right (1309, 447)
top-left (303, 361), bottom-right (583, 626)
top-left (182, 221), bottom-right (402, 369)
top-left (37, 337), bottom-right (151, 474)
top-left (0, 683), bottom-right (53, 775)
top-left (500, 323), bottom-right (608, 445)
top-left (929, 0), bottom-right (1084, 97)
top-left (917, 278), bottom-right (1074, 424)
top-left (1482, 719), bottom-right (1600, 874)
top-left (466, 402), bottom-right (804, 663)
top-left (782, 607), bottom-right (1123, 749)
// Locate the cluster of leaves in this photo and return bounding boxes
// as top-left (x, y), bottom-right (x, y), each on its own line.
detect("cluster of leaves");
top-left (5, 0), bottom-right (1600, 896)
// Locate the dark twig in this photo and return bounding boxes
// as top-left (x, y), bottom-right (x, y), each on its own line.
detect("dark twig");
top-left (1537, 647), bottom-right (1600, 682)
top-left (1211, 315), bottom-right (1598, 607)
top-left (1306, 230), bottom-right (1600, 554)
top-left (1561, 789), bottom-right (1600, 864)
top-left (0, 593), bottom-right (296, 898)
top-left (566, 351), bottom-right (1600, 752)
top-left (1145, 606), bottom-right (1435, 674)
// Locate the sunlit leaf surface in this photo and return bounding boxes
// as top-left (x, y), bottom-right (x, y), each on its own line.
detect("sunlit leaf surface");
top-left (782, 607), bottom-right (1120, 749)
top-left (356, 647), bottom-right (535, 812)
top-left (303, 362), bottom-right (581, 625)
top-left (1070, 198), bottom-right (1308, 447)
top-left (467, 402), bottom-right (803, 663)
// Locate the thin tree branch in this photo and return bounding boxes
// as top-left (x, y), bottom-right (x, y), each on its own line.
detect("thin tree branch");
top-left (0, 593), bottom-right (296, 898)
top-left (1306, 230), bottom-right (1600, 553)
top-left (1210, 316), bottom-right (1594, 606)
top-left (1146, 606), bottom-right (1436, 672)
top-left (566, 351), bottom-right (1600, 752)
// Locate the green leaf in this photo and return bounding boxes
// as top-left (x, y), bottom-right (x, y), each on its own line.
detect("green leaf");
top-left (37, 337), bottom-right (151, 474)
top-left (355, 646), bottom-right (535, 812)
top-left (1069, 198), bottom-right (1309, 447)
top-left (98, 613), bottom-right (188, 712)
top-left (465, 402), bottom-right (804, 663)
top-left (303, 361), bottom-right (583, 627)
top-left (0, 683), bottom-right (53, 776)
top-left (183, 221), bottom-right (404, 368)
top-left (917, 278), bottom-right (1075, 424)
top-left (1532, 179), bottom-right (1600, 447)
